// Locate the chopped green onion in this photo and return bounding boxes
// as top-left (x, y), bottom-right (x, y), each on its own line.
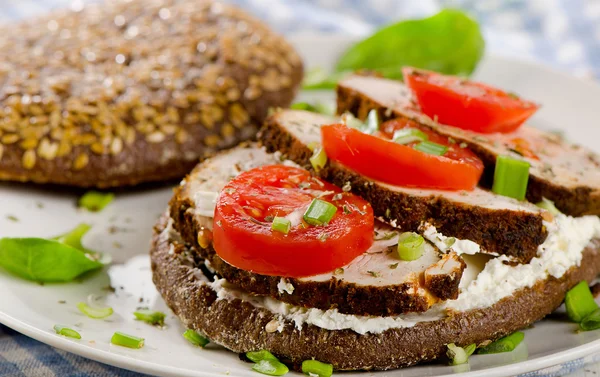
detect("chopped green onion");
top-left (271, 217), bottom-right (291, 235)
top-left (301, 360), bottom-right (333, 377)
top-left (53, 325), bottom-right (81, 339)
top-left (246, 350), bottom-right (279, 363)
top-left (477, 332), bottom-right (524, 354)
top-left (364, 109), bottom-right (379, 134)
top-left (290, 102), bottom-right (333, 115)
top-left (77, 302), bottom-right (114, 319)
top-left (565, 281), bottom-right (599, 322)
top-left (252, 359), bottom-right (289, 376)
top-left (291, 102), bottom-right (319, 112)
top-left (303, 199), bottom-right (337, 226)
top-left (340, 112), bottom-right (365, 130)
top-left (414, 141), bottom-right (448, 156)
top-left (393, 128), bottom-right (428, 145)
top-left (183, 329), bottom-right (210, 347)
top-left (110, 332), bottom-right (144, 349)
top-left (133, 309), bottom-right (166, 326)
top-left (446, 343), bottom-right (475, 365)
top-left (310, 145), bottom-right (328, 172)
top-left (536, 197), bottom-right (562, 215)
top-left (78, 191), bottom-right (114, 212)
top-left (580, 308), bottom-right (600, 331)
top-left (492, 155), bottom-right (530, 201)
top-left (397, 232), bottom-right (425, 261)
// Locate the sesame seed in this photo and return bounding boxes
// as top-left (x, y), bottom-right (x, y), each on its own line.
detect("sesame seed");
top-left (22, 149), bottom-right (36, 169)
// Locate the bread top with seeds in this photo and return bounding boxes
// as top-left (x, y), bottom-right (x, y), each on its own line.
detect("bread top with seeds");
top-left (0, 0), bottom-right (303, 187)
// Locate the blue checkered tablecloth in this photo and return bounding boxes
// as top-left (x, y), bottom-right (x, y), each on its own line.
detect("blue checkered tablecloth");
top-left (1, 1), bottom-right (600, 376)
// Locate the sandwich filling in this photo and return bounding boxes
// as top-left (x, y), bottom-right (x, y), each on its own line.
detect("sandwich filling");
top-left (162, 210), bottom-right (600, 334)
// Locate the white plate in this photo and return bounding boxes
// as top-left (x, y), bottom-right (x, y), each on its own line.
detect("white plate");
top-left (1, 35), bottom-right (600, 377)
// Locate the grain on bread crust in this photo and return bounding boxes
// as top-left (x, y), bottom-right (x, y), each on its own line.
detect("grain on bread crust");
top-left (259, 110), bottom-right (547, 263)
top-left (0, 0), bottom-right (302, 187)
top-left (151, 214), bottom-right (600, 371)
top-left (336, 75), bottom-right (600, 217)
top-left (169, 144), bottom-right (463, 316)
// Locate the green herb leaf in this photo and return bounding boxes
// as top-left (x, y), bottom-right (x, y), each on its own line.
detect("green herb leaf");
top-left (336, 9), bottom-right (484, 80)
top-left (290, 102), bottom-right (334, 115)
top-left (302, 68), bottom-right (350, 90)
top-left (0, 238), bottom-right (103, 282)
top-left (52, 223), bottom-right (94, 254)
top-left (477, 332), bottom-right (524, 354)
top-left (79, 191), bottom-right (115, 212)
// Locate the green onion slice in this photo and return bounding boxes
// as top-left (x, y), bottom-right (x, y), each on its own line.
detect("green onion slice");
top-left (79, 191), bottom-right (115, 212)
top-left (53, 223), bottom-right (92, 252)
top-left (397, 232), bottom-right (425, 261)
top-left (565, 281), bottom-right (599, 322)
top-left (301, 360), bottom-right (333, 377)
top-left (303, 199), bottom-right (337, 226)
top-left (340, 112), bottom-right (365, 130)
top-left (310, 145), bottom-right (328, 173)
top-left (492, 155), bottom-right (530, 201)
top-left (53, 325), bottom-right (81, 339)
top-left (477, 332), bottom-right (524, 354)
top-left (77, 302), bottom-right (114, 319)
top-left (183, 329), bottom-right (210, 347)
top-left (111, 332), bottom-right (144, 349)
top-left (393, 128), bottom-right (429, 145)
top-left (252, 359), bottom-right (289, 376)
top-left (246, 350), bottom-right (280, 363)
top-left (271, 217), bottom-right (292, 234)
top-left (580, 308), bottom-right (600, 331)
top-left (414, 141), bottom-right (448, 156)
top-left (446, 343), bottom-right (475, 365)
top-left (133, 309), bottom-right (166, 326)
top-left (364, 109), bottom-right (380, 134)
top-left (536, 197), bottom-right (562, 215)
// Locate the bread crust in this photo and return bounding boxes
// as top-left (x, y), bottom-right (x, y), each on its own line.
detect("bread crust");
top-left (0, 0), bottom-right (302, 188)
top-left (259, 111), bottom-right (547, 263)
top-left (151, 214), bottom-right (600, 371)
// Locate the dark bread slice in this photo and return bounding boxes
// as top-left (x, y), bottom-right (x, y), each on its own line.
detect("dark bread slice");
top-left (170, 144), bottom-right (465, 316)
top-left (151, 214), bottom-right (600, 371)
top-left (336, 75), bottom-right (600, 217)
top-left (0, 0), bottom-right (302, 188)
top-left (259, 110), bottom-right (548, 263)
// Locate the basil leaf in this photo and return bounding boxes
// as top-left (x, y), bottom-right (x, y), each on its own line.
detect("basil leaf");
top-left (336, 9), bottom-right (484, 79)
top-left (0, 238), bottom-right (103, 282)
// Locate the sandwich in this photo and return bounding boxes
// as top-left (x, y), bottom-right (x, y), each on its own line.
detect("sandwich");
top-left (151, 69), bottom-right (600, 371)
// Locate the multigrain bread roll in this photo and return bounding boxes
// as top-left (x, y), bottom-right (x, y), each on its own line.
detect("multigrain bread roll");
top-left (0, 0), bottom-right (303, 187)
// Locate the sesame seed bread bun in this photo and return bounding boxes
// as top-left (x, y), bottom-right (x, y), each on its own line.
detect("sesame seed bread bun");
top-left (0, 0), bottom-right (302, 187)
top-left (151, 213), bottom-right (600, 371)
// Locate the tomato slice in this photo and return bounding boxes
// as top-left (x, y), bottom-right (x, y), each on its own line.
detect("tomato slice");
top-left (403, 67), bottom-right (540, 134)
top-left (321, 119), bottom-right (484, 191)
top-left (212, 165), bottom-right (374, 278)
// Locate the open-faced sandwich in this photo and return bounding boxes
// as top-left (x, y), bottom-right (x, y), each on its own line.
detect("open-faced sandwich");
top-left (150, 69), bottom-right (600, 372)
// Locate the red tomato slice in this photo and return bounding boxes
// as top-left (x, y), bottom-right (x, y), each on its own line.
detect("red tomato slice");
top-left (321, 119), bottom-right (484, 191)
top-left (403, 67), bottom-right (540, 134)
top-left (213, 165), bottom-right (374, 278)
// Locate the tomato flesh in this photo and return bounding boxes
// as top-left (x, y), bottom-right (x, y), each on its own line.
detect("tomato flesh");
top-left (321, 120), bottom-right (484, 191)
top-left (403, 67), bottom-right (540, 134)
top-left (213, 165), bottom-right (374, 278)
